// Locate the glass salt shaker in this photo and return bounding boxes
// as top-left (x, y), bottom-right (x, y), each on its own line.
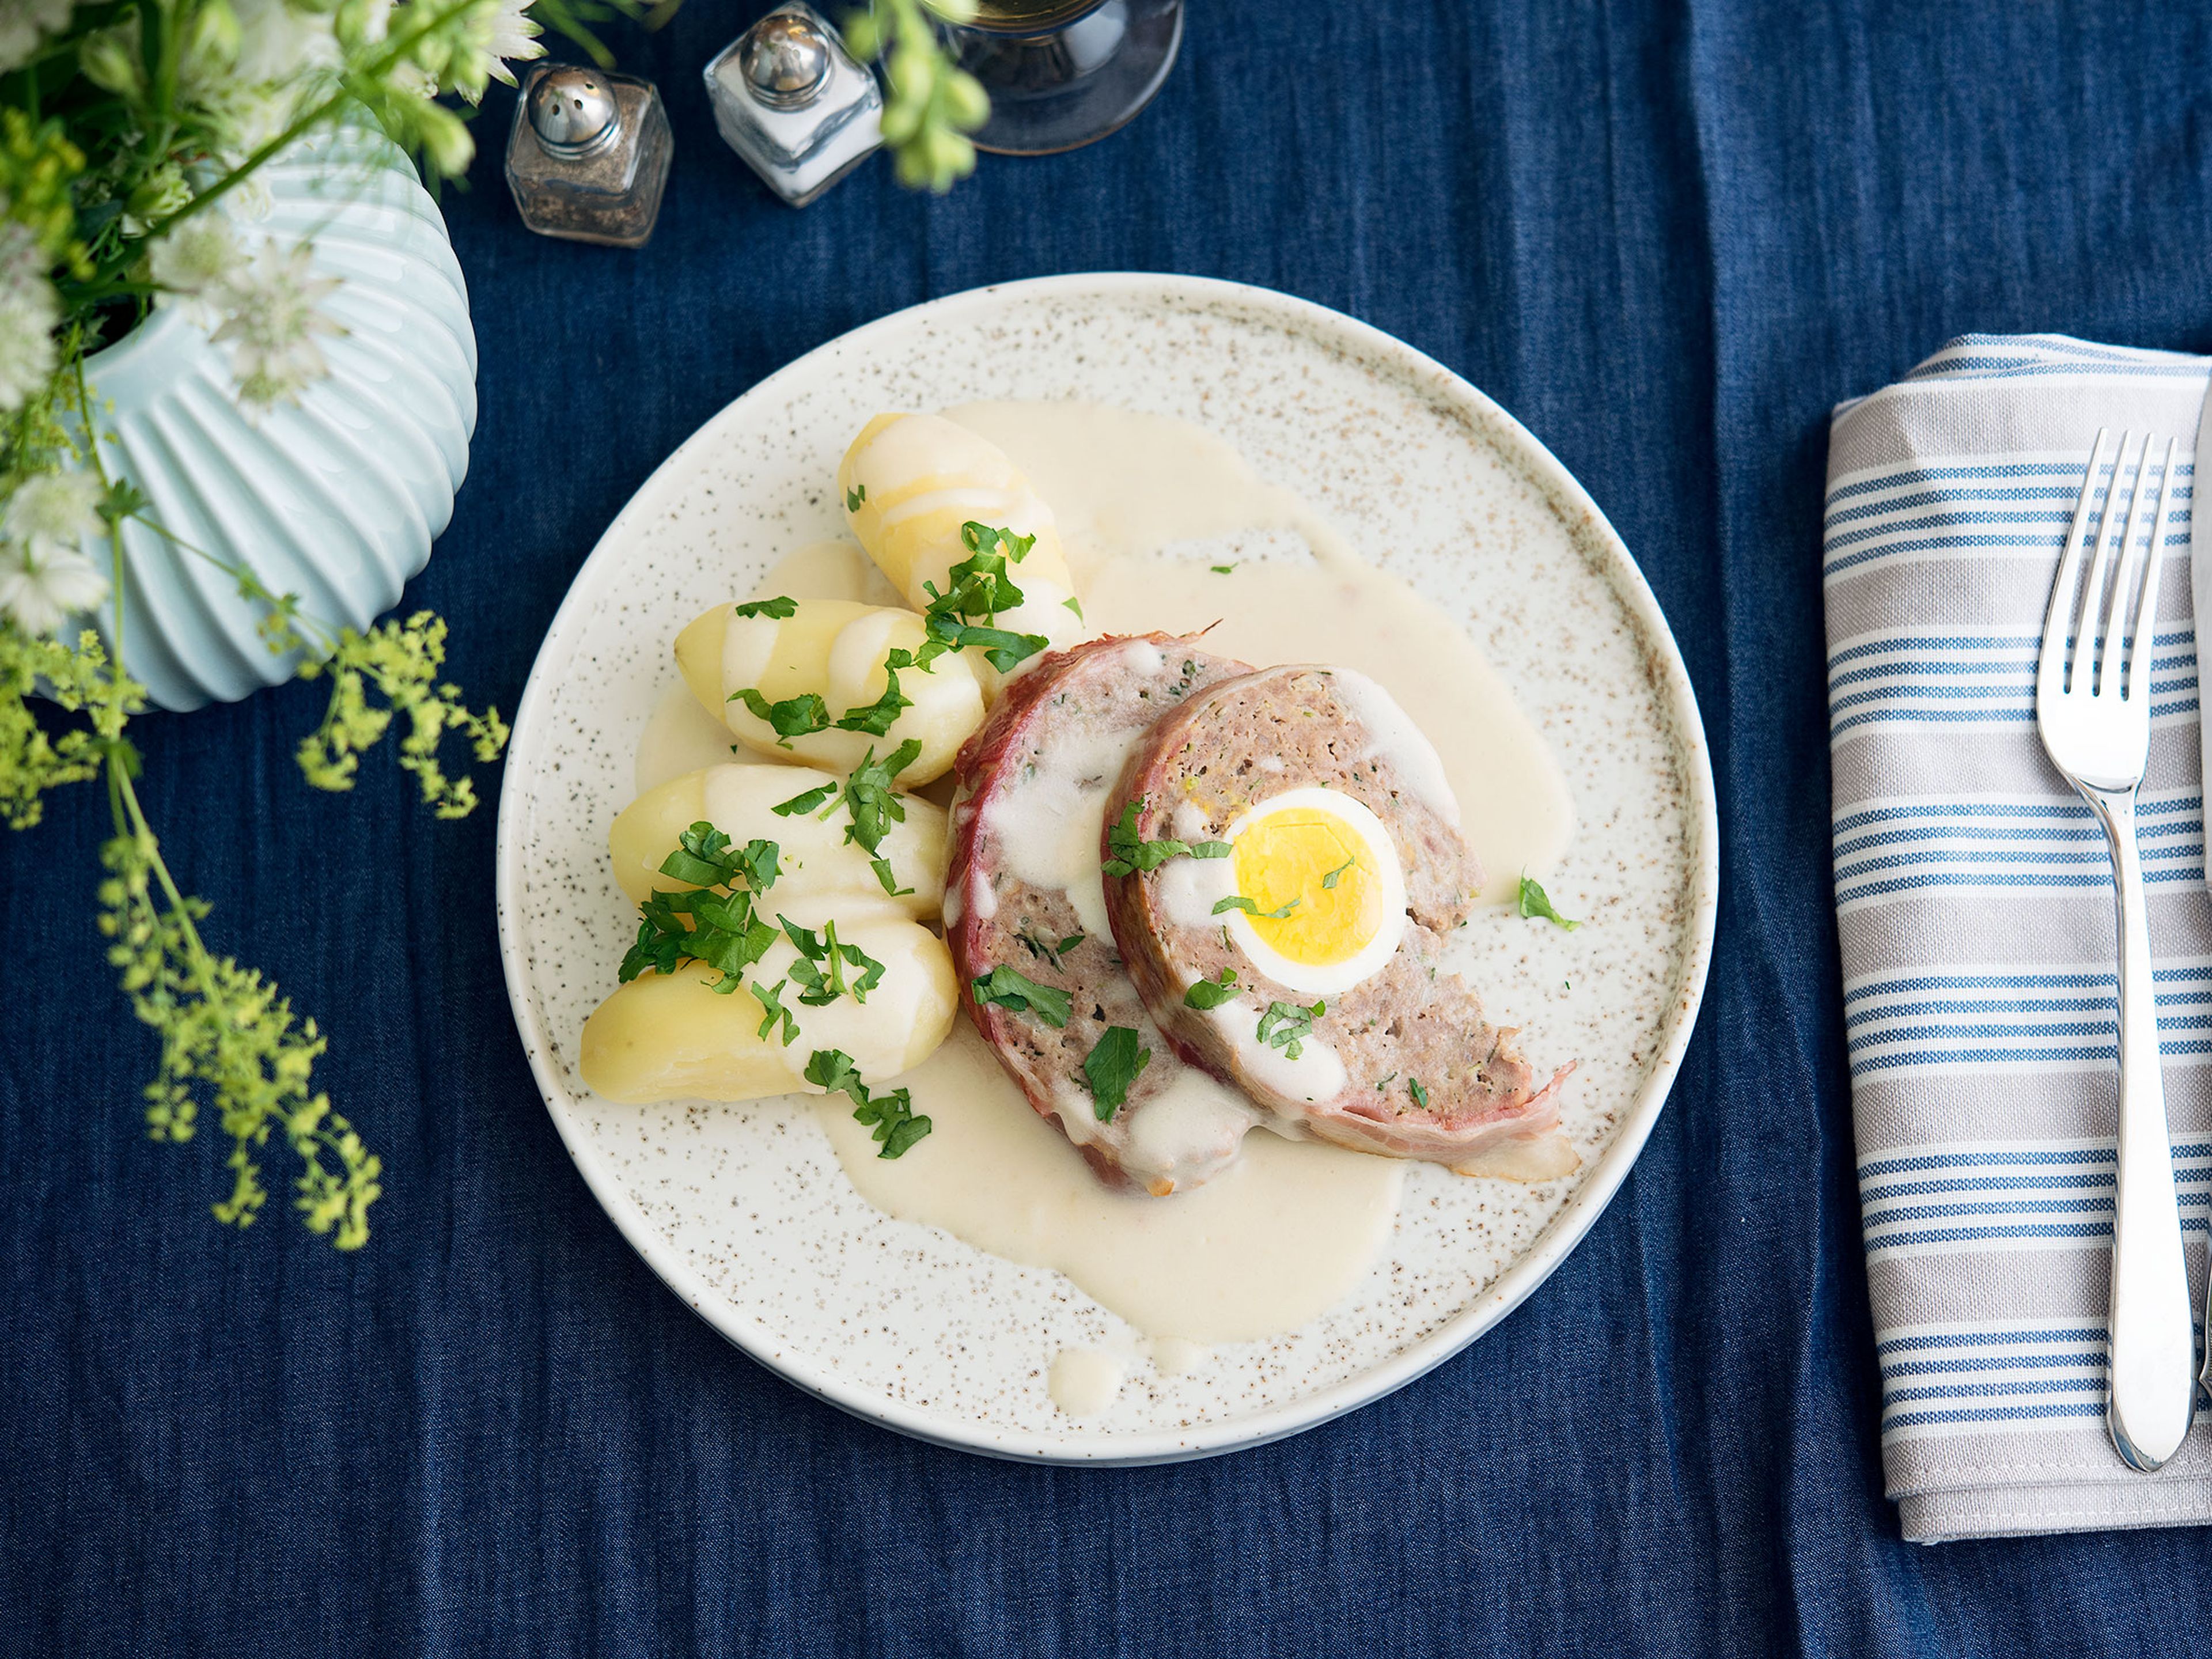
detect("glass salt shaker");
top-left (505, 63), bottom-right (674, 247)
top-left (704, 4), bottom-right (883, 208)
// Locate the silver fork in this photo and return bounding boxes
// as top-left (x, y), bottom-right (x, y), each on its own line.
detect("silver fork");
top-left (2036, 427), bottom-right (2194, 1471)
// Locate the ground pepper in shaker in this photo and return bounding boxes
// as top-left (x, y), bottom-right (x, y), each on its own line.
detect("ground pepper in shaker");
top-left (505, 63), bottom-right (674, 247)
top-left (704, 4), bottom-right (883, 208)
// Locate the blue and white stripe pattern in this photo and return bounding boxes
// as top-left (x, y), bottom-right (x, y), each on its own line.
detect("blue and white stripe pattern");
top-left (1825, 336), bottom-right (2212, 1540)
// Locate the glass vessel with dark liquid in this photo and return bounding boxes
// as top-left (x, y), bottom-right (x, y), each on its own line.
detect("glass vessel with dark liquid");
top-left (946, 0), bottom-right (1184, 155)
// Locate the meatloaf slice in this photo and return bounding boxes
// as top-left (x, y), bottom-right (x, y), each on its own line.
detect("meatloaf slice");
top-left (1101, 664), bottom-right (1577, 1180)
top-left (945, 634), bottom-right (1263, 1195)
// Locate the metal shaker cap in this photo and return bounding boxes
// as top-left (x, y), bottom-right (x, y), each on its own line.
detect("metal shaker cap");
top-left (741, 10), bottom-right (832, 108)
top-left (528, 66), bottom-right (621, 158)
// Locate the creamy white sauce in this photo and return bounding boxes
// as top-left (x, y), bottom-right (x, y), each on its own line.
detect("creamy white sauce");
top-left (949, 402), bottom-right (1575, 904)
top-left (624, 404), bottom-right (1571, 1406)
top-left (813, 1024), bottom-right (1403, 1344)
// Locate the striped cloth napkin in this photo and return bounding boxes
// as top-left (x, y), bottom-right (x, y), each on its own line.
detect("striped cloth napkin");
top-left (1824, 335), bottom-right (2212, 1543)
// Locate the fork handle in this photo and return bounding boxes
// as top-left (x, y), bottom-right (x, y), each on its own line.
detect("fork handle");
top-left (2084, 783), bottom-right (2197, 1470)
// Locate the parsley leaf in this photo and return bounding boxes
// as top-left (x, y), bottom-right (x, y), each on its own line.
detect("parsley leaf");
top-left (844, 483), bottom-right (866, 511)
top-left (971, 965), bottom-right (1073, 1028)
top-left (833, 647), bottom-right (915, 737)
top-left (1518, 874), bottom-right (1582, 931)
top-left (780, 916), bottom-right (886, 1006)
top-left (1321, 857), bottom-right (1356, 890)
top-left (805, 1048), bottom-right (931, 1159)
top-left (1256, 998), bottom-right (1327, 1060)
top-left (960, 520), bottom-right (1035, 563)
top-left (733, 596), bottom-right (797, 620)
top-left (732, 687), bottom-right (831, 747)
top-left (1057, 932), bottom-right (1086, 956)
top-left (772, 782), bottom-right (838, 817)
top-left (871, 857), bottom-right (913, 898)
top-left (1063, 596), bottom-right (1084, 618)
top-left (619, 874), bottom-right (780, 995)
top-left (1081, 1026), bottom-right (1151, 1120)
top-left (838, 740), bottom-right (921, 858)
top-left (749, 978), bottom-right (799, 1045)
top-left (1102, 798), bottom-right (1233, 877)
top-left (1210, 563), bottom-right (1236, 574)
top-left (1213, 895), bottom-right (1301, 920)
top-left (1184, 968), bottom-right (1239, 1010)
top-left (1407, 1076), bottom-right (1430, 1109)
top-left (657, 823), bottom-right (777, 893)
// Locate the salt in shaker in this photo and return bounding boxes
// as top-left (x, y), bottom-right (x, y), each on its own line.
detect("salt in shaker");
top-left (704, 5), bottom-right (883, 208)
top-left (505, 63), bottom-right (674, 247)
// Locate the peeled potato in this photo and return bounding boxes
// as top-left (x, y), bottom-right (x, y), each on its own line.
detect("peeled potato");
top-left (674, 598), bottom-right (982, 785)
top-left (835, 413), bottom-right (1085, 694)
top-left (578, 912), bottom-right (957, 1104)
top-left (609, 764), bottom-right (945, 921)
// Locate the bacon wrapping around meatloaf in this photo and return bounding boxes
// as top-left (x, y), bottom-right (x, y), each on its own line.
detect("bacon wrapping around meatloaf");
top-left (1101, 664), bottom-right (1578, 1181)
top-left (944, 635), bottom-right (1266, 1195)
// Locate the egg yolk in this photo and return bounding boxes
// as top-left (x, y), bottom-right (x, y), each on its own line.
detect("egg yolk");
top-left (1229, 809), bottom-right (1383, 967)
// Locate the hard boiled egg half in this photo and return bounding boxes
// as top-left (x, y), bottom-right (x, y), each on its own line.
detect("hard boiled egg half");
top-left (1170, 787), bottom-right (1408, 997)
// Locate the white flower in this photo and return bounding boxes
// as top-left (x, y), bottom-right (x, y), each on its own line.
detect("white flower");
top-left (0, 0), bottom-right (72, 75)
top-left (230, 0), bottom-right (340, 85)
top-left (150, 217), bottom-right (245, 311)
top-left (0, 264), bottom-right (59, 415)
top-left (0, 473), bottom-right (109, 638)
top-left (484, 0), bottom-right (546, 88)
top-left (210, 240), bottom-right (346, 414)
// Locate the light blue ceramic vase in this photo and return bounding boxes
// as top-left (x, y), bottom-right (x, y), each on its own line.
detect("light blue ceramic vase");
top-left (81, 128), bottom-right (478, 711)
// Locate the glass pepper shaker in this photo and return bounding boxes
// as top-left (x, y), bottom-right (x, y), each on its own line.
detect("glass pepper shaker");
top-left (704, 4), bottom-right (882, 208)
top-left (505, 63), bottom-right (674, 247)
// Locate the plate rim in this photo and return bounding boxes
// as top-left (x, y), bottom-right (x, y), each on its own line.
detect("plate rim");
top-left (493, 271), bottom-right (1721, 1465)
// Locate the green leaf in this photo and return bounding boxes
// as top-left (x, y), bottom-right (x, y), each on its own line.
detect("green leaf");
top-left (1321, 857), bottom-right (1356, 890)
top-left (749, 978), bottom-right (800, 1045)
top-left (1102, 798), bottom-right (1233, 877)
top-left (845, 484), bottom-right (866, 512)
top-left (971, 965), bottom-right (1073, 1028)
top-left (1517, 874), bottom-right (1582, 931)
top-left (1183, 969), bottom-right (1239, 1010)
top-left (1407, 1076), bottom-right (1431, 1109)
top-left (834, 646), bottom-right (914, 737)
top-left (732, 687), bottom-right (831, 746)
top-left (1210, 563), bottom-right (1236, 574)
top-left (733, 596), bottom-right (798, 619)
top-left (772, 782), bottom-right (838, 817)
top-left (960, 520), bottom-right (1036, 563)
top-left (1063, 596), bottom-right (1084, 618)
top-left (837, 740), bottom-right (922, 857)
top-left (1213, 895), bottom-right (1300, 920)
top-left (871, 857), bottom-right (914, 898)
top-left (805, 1047), bottom-right (931, 1158)
top-left (1256, 999), bottom-right (1326, 1061)
top-left (1081, 1025), bottom-right (1152, 1120)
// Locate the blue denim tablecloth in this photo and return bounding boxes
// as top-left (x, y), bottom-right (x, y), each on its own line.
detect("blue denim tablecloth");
top-left (6, 2), bottom-right (2212, 1654)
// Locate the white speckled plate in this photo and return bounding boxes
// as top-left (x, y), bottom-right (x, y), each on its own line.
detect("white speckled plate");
top-left (495, 274), bottom-right (1719, 1464)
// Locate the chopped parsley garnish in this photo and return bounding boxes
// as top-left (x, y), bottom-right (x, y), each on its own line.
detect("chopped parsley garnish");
top-left (832, 646), bottom-right (914, 737)
top-left (1518, 874), bottom-right (1581, 931)
top-left (779, 916), bottom-right (886, 1006)
top-left (1407, 1077), bottom-right (1430, 1109)
top-left (844, 483), bottom-right (866, 511)
top-left (1321, 857), bottom-right (1357, 890)
top-left (1214, 895), bottom-right (1300, 920)
top-left (1102, 798), bottom-right (1232, 877)
top-left (654, 821), bottom-right (780, 893)
top-left (838, 740), bottom-right (921, 858)
top-left (1184, 968), bottom-right (1239, 1010)
top-left (1210, 563), bottom-right (1236, 574)
top-left (910, 529), bottom-right (1050, 674)
top-left (1063, 596), bottom-right (1084, 618)
top-left (749, 978), bottom-right (799, 1045)
top-left (806, 1048), bottom-right (930, 1159)
top-left (1081, 1025), bottom-right (1151, 1120)
top-left (1014, 926), bottom-right (1085, 968)
top-left (733, 595), bottom-right (797, 620)
top-left (1256, 998), bottom-right (1326, 1060)
top-left (871, 857), bottom-right (912, 898)
top-left (1374, 1071), bottom-right (1397, 1091)
top-left (772, 782), bottom-right (838, 817)
top-left (961, 520), bottom-right (1034, 563)
top-left (618, 832), bottom-right (782, 995)
top-left (969, 965), bottom-right (1073, 1029)
top-left (732, 687), bottom-right (831, 747)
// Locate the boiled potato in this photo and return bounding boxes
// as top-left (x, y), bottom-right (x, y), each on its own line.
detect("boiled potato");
top-left (578, 911), bottom-right (957, 1104)
top-left (674, 598), bottom-right (982, 785)
top-left (609, 764), bottom-right (945, 921)
top-left (835, 413), bottom-right (1084, 695)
